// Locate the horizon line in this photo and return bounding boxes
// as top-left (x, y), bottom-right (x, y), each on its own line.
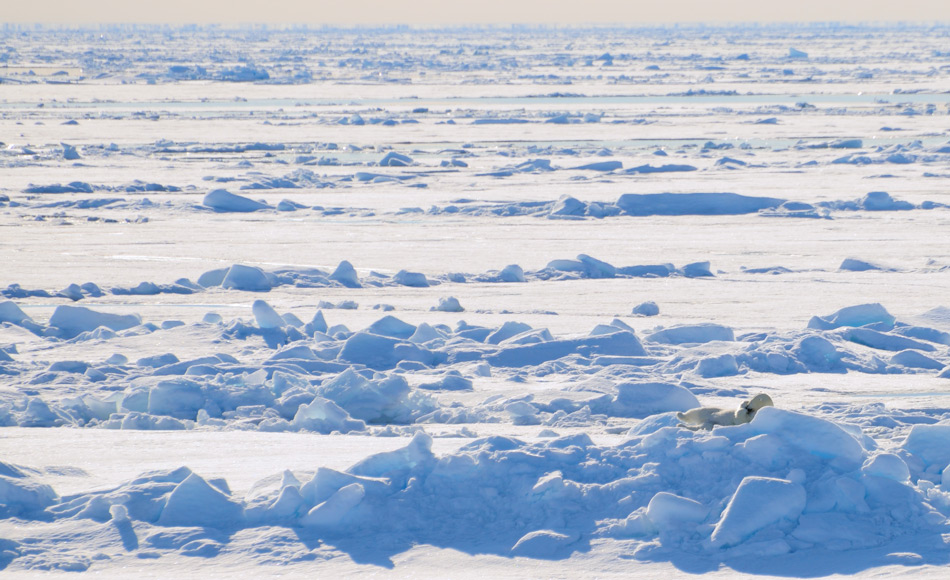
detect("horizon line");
top-left (5, 20), bottom-right (950, 29)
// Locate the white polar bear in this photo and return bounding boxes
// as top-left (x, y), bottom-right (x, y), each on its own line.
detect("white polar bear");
top-left (676, 393), bottom-right (774, 431)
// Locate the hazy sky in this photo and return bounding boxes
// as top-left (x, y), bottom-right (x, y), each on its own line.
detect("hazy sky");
top-left (5, 0), bottom-right (949, 25)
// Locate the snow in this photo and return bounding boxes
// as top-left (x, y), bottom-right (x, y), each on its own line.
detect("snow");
top-left (4, 21), bottom-right (950, 579)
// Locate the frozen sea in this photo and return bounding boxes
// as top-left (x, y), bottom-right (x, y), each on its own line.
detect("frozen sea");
top-left (2, 23), bottom-right (950, 578)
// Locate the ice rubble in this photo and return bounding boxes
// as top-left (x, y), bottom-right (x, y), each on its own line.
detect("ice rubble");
top-left (7, 408), bottom-right (950, 566)
top-left (422, 191), bottom-right (942, 221)
top-left (12, 174), bottom-right (948, 226)
top-left (3, 301), bottom-right (950, 433)
top-left (0, 253), bottom-right (784, 304)
top-left (11, 228), bottom-right (940, 307)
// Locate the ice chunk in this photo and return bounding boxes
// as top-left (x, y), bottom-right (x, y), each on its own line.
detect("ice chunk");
top-left (157, 473), bottom-right (243, 528)
top-left (62, 143), bottom-right (81, 160)
top-left (709, 476), bottom-right (806, 548)
top-left (80, 282), bottom-right (103, 297)
top-left (0, 300), bottom-right (32, 326)
top-left (306, 310), bottom-right (328, 335)
top-left (408, 322), bottom-right (446, 344)
top-left (617, 192), bottom-right (783, 216)
top-left (790, 335), bottom-right (842, 370)
top-left (300, 483), bottom-right (365, 528)
top-left (252, 300), bottom-right (285, 329)
top-left (281, 313), bottom-right (304, 328)
top-left (276, 199), bottom-right (302, 211)
top-left (221, 264), bottom-right (272, 292)
top-left (433, 296), bottom-right (464, 312)
top-left (844, 327), bottom-right (934, 352)
top-left (329, 260), bottom-right (361, 288)
top-left (862, 453), bottom-right (910, 482)
top-left (488, 331), bottom-right (646, 367)
top-left (646, 492), bottom-right (708, 531)
top-left (349, 431), bottom-right (434, 484)
top-left (317, 369), bottom-right (421, 423)
top-left (367, 315), bottom-right (417, 339)
top-left (499, 327), bottom-right (553, 345)
top-left (197, 267), bottom-right (228, 288)
top-left (418, 370), bottom-right (473, 391)
top-left (545, 255), bottom-right (615, 278)
top-left (743, 407), bottom-right (866, 467)
top-left (505, 400), bottom-right (540, 425)
top-left (138, 353), bottom-right (179, 369)
top-left (268, 344), bottom-right (318, 361)
top-left (632, 301), bottom-right (659, 317)
top-left (577, 254), bottom-right (615, 278)
top-left (19, 398), bottom-right (66, 427)
top-left (889, 349), bottom-right (944, 370)
top-left (203, 189), bottom-right (270, 212)
top-left (839, 258), bottom-right (889, 272)
top-left (547, 259), bottom-right (586, 274)
top-left (617, 264), bottom-right (674, 278)
top-left (339, 332), bottom-right (402, 369)
top-left (393, 270), bottom-right (429, 287)
top-left (861, 191), bottom-right (913, 211)
top-left (807, 303), bottom-right (895, 330)
top-left (901, 424), bottom-right (950, 469)
top-left (486, 321), bottom-right (533, 344)
top-left (118, 412), bottom-right (189, 430)
top-left (646, 323), bottom-right (734, 345)
top-left (611, 382), bottom-right (700, 417)
top-left (298, 467), bottom-right (387, 508)
top-left (53, 361), bottom-right (89, 374)
top-left (695, 354), bottom-right (739, 378)
top-left (499, 264), bottom-right (526, 283)
top-left (58, 283), bottom-right (83, 301)
top-left (113, 281), bottom-right (162, 296)
top-left (263, 480), bottom-right (306, 519)
top-left (549, 195), bottom-right (587, 216)
top-left (203, 312), bottom-right (223, 324)
top-left (510, 529), bottom-right (579, 558)
top-left (681, 261), bottom-right (714, 278)
top-left (623, 164), bottom-right (697, 175)
top-left (571, 160), bottom-right (622, 172)
top-left (292, 396), bottom-right (366, 434)
top-left (148, 379), bottom-right (204, 420)
top-left (379, 151), bottom-right (413, 167)
top-left (48, 305), bottom-right (142, 339)
top-left (0, 472), bottom-right (58, 517)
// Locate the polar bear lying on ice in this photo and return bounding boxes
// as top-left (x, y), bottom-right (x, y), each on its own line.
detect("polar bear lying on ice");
top-left (676, 393), bottom-right (774, 430)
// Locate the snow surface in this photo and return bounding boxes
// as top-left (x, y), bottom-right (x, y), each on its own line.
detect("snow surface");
top-left (3, 22), bottom-right (950, 579)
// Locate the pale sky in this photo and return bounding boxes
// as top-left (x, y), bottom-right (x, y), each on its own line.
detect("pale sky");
top-left (4, 0), bottom-right (949, 25)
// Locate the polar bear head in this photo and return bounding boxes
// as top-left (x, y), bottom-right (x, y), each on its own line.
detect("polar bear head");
top-left (735, 393), bottom-right (774, 424)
